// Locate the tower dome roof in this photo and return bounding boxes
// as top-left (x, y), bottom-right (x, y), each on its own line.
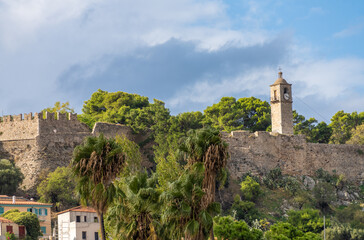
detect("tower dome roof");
top-left (272, 72), bottom-right (288, 85)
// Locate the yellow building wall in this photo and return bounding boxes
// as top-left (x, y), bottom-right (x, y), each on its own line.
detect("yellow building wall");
top-left (2, 206), bottom-right (51, 237)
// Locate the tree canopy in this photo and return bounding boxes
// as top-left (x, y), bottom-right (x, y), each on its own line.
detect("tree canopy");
top-left (0, 159), bottom-right (24, 195)
top-left (329, 111), bottom-right (364, 144)
top-left (42, 101), bottom-right (75, 114)
top-left (37, 167), bottom-right (78, 212)
top-left (203, 97), bottom-right (271, 132)
top-left (293, 111), bottom-right (332, 143)
top-left (346, 123), bottom-right (364, 145)
top-left (79, 89), bottom-right (170, 133)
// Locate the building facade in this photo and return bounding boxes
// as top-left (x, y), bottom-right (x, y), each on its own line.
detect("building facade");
top-left (57, 206), bottom-right (100, 240)
top-left (0, 195), bottom-right (52, 238)
top-left (0, 217), bottom-right (25, 240)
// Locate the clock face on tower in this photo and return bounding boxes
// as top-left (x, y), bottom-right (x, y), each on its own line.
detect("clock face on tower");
top-left (284, 93), bottom-right (290, 100)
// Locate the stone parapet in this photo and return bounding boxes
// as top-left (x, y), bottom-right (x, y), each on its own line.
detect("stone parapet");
top-left (225, 130), bottom-right (364, 183)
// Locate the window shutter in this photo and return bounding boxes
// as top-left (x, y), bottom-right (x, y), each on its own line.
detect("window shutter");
top-left (0, 207), bottom-right (4, 214)
top-left (45, 209), bottom-right (48, 216)
top-left (35, 208), bottom-right (38, 215)
top-left (39, 209), bottom-right (42, 215)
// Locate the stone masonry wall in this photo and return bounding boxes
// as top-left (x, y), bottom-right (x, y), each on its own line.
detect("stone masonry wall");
top-left (0, 113), bottom-right (40, 141)
top-left (0, 139), bottom-right (39, 190)
top-left (224, 131), bottom-right (364, 183)
top-left (1, 112), bottom-right (364, 195)
top-left (0, 114), bottom-right (151, 194)
top-left (39, 112), bottom-right (90, 135)
top-left (0, 113), bottom-right (92, 193)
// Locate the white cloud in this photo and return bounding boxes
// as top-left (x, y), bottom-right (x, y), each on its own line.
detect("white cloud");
top-left (288, 58), bottom-right (364, 99)
top-left (168, 55), bottom-right (364, 119)
top-left (333, 22), bottom-right (364, 38)
top-left (0, 0), bottom-right (363, 121)
top-left (0, 0), bottom-right (98, 49)
top-left (0, 0), bottom-right (253, 113)
top-left (309, 7), bottom-right (324, 15)
top-left (168, 67), bottom-right (274, 108)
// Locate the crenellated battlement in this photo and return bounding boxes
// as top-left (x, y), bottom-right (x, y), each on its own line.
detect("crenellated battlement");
top-left (0, 112), bottom-right (131, 193)
top-left (0, 112), bottom-right (40, 122)
top-left (41, 112), bottom-right (78, 121)
top-left (0, 112), bottom-right (79, 123)
top-left (0, 112), bottom-right (90, 142)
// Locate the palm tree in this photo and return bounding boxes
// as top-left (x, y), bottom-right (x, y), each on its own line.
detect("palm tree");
top-left (160, 163), bottom-right (221, 240)
top-left (71, 134), bottom-right (129, 240)
top-left (106, 172), bottom-right (160, 240)
top-left (178, 127), bottom-right (229, 239)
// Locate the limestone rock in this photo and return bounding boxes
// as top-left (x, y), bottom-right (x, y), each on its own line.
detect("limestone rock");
top-left (303, 176), bottom-right (315, 190)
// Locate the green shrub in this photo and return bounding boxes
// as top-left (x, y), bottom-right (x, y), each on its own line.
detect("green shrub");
top-left (230, 195), bottom-right (260, 225)
top-left (263, 168), bottom-right (284, 189)
top-left (325, 223), bottom-right (364, 240)
top-left (287, 209), bottom-right (325, 233)
top-left (265, 222), bottom-right (322, 240)
top-left (335, 204), bottom-right (364, 229)
top-left (213, 216), bottom-right (263, 240)
top-left (283, 176), bottom-right (302, 196)
top-left (293, 191), bottom-right (314, 209)
top-left (240, 171), bottom-right (261, 184)
top-left (315, 168), bottom-right (337, 184)
top-left (262, 168), bottom-right (302, 195)
top-left (240, 176), bottom-right (262, 201)
top-left (5, 232), bottom-right (16, 240)
top-left (313, 182), bottom-right (336, 211)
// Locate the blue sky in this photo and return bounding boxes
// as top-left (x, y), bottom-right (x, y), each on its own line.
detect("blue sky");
top-left (0, 0), bottom-right (363, 122)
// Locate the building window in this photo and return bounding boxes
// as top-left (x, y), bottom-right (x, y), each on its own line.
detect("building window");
top-left (27, 208), bottom-right (33, 213)
top-left (95, 232), bottom-right (99, 240)
top-left (274, 90), bottom-right (277, 100)
top-left (76, 216), bottom-right (81, 222)
top-left (6, 225), bottom-right (13, 233)
top-left (84, 216), bottom-right (87, 222)
top-left (0, 207), bottom-right (4, 214)
top-left (40, 226), bottom-right (46, 234)
top-left (82, 231), bottom-right (87, 239)
top-left (94, 217), bottom-right (98, 223)
top-left (19, 226), bottom-right (25, 238)
top-left (284, 87), bottom-right (288, 94)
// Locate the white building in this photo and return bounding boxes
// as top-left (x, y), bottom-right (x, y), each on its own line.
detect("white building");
top-left (57, 206), bottom-right (100, 240)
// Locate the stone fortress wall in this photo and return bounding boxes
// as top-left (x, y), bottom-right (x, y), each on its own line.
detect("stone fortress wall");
top-left (0, 111), bottom-right (363, 194)
top-left (0, 113), bottom-right (134, 193)
top-left (224, 131), bottom-right (364, 183)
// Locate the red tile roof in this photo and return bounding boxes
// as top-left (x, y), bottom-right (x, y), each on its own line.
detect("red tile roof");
top-left (0, 217), bottom-right (14, 223)
top-left (0, 200), bottom-right (52, 206)
top-left (57, 206), bottom-right (96, 215)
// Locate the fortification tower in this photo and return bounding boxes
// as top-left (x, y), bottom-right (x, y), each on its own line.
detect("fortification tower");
top-left (270, 71), bottom-right (293, 134)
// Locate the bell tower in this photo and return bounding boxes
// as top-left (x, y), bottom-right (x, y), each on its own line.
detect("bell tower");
top-left (270, 71), bottom-right (293, 135)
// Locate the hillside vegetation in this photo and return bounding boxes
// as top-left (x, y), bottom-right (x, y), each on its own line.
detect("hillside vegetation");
top-left (35, 90), bottom-right (364, 240)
